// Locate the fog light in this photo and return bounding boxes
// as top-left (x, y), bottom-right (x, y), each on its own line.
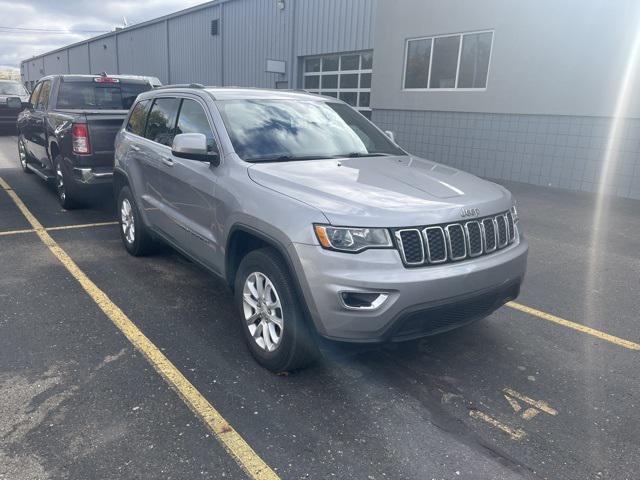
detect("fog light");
top-left (340, 291), bottom-right (388, 311)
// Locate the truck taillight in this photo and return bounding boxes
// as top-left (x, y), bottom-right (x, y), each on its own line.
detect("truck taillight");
top-left (72, 123), bottom-right (91, 154)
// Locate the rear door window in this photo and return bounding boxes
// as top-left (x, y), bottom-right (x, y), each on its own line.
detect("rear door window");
top-left (175, 99), bottom-right (218, 153)
top-left (29, 82), bottom-right (42, 108)
top-left (144, 98), bottom-right (181, 147)
top-left (57, 80), bottom-right (151, 110)
top-left (35, 80), bottom-right (51, 111)
top-left (126, 100), bottom-right (151, 136)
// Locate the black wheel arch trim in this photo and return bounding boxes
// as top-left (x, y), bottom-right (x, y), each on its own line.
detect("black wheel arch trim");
top-left (226, 223), bottom-right (319, 334)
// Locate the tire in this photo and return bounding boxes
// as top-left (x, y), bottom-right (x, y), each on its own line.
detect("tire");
top-left (17, 136), bottom-right (32, 173)
top-left (53, 155), bottom-right (80, 209)
top-left (117, 185), bottom-right (155, 256)
top-left (234, 247), bottom-right (319, 373)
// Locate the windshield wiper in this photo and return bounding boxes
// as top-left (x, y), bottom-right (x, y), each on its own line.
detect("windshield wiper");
top-left (335, 152), bottom-right (392, 158)
top-left (248, 154), bottom-right (328, 163)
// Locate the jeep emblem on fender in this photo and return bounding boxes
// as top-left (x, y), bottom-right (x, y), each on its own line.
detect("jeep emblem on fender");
top-left (460, 207), bottom-right (480, 218)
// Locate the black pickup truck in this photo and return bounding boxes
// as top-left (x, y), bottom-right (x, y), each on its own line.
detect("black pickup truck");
top-left (16, 74), bottom-right (155, 208)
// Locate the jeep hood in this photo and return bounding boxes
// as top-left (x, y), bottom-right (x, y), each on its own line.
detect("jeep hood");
top-left (247, 155), bottom-right (513, 227)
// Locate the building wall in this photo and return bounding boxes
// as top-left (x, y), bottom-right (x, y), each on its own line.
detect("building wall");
top-left (117, 22), bottom-right (169, 83)
top-left (371, 0), bottom-right (640, 200)
top-left (43, 51), bottom-right (68, 75)
top-left (89, 36), bottom-right (118, 74)
top-left (68, 44), bottom-right (90, 74)
top-left (167, 4), bottom-right (222, 85)
top-left (371, 0), bottom-right (640, 118)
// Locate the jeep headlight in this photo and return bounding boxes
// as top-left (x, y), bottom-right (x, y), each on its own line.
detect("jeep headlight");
top-left (314, 225), bottom-right (392, 253)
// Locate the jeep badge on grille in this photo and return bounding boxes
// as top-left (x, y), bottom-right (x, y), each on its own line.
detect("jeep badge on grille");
top-left (460, 207), bottom-right (480, 218)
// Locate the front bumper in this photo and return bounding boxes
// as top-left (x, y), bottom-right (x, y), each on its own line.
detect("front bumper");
top-left (290, 236), bottom-right (528, 342)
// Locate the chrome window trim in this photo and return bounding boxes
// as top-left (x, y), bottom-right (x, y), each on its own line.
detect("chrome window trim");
top-left (464, 221), bottom-right (483, 257)
top-left (395, 229), bottom-right (425, 265)
top-left (445, 223), bottom-right (467, 261)
top-left (422, 226), bottom-right (447, 263)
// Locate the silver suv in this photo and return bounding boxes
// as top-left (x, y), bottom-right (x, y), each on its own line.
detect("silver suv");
top-left (114, 86), bottom-right (528, 372)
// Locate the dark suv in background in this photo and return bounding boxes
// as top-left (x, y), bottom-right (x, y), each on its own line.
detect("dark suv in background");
top-left (16, 74), bottom-right (156, 208)
top-left (0, 80), bottom-right (29, 131)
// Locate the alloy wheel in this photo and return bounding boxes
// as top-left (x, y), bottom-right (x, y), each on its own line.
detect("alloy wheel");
top-left (55, 162), bottom-right (65, 201)
top-left (242, 272), bottom-right (284, 352)
top-left (120, 198), bottom-right (136, 244)
top-left (18, 139), bottom-right (27, 169)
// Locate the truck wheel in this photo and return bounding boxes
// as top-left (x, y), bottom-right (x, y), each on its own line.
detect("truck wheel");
top-left (18, 137), bottom-right (32, 173)
top-left (53, 155), bottom-right (79, 209)
top-left (117, 185), bottom-right (154, 256)
top-left (234, 247), bottom-right (319, 373)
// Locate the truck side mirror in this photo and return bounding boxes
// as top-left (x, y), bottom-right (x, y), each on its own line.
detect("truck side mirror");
top-left (7, 97), bottom-right (22, 109)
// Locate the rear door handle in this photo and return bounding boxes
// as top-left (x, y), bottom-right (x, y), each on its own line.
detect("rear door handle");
top-left (130, 145), bottom-right (141, 152)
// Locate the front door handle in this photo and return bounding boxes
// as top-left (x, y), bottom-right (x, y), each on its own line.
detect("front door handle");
top-left (130, 145), bottom-right (141, 152)
top-left (160, 156), bottom-right (174, 167)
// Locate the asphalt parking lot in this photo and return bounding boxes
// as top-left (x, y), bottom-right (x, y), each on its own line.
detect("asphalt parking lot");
top-left (0, 132), bottom-right (638, 480)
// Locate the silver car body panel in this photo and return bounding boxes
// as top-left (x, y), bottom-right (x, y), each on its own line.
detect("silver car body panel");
top-left (115, 87), bottom-right (528, 342)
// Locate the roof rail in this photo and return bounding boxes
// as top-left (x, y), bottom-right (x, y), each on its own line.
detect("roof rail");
top-left (155, 83), bottom-right (206, 90)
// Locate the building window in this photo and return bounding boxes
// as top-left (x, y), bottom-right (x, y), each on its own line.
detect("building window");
top-left (403, 30), bottom-right (493, 90)
top-left (303, 51), bottom-right (373, 119)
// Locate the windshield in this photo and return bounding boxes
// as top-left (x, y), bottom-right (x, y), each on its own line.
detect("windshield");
top-left (216, 99), bottom-right (404, 162)
top-left (0, 82), bottom-right (27, 96)
top-left (57, 81), bottom-right (151, 110)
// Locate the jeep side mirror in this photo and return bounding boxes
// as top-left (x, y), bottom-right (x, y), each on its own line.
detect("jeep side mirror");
top-left (384, 130), bottom-right (395, 142)
top-left (172, 133), bottom-right (220, 166)
top-left (7, 97), bottom-right (22, 110)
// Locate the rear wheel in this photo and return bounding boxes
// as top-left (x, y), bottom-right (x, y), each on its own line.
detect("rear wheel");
top-left (234, 247), bottom-right (319, 373)
top-left (53, 155), bottom-right (80, 209)
top-left (117, 185), bottom-right (155, 256)
top-left (17, 137), bottom-right (31, 173)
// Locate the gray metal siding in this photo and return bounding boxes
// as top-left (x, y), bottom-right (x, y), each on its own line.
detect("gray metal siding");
top-left (68, 45), bottom-right (90, 74)
top-left (117, 22), bottom-right (169, 82)
top-left (222, 0), bottom-right (291, 88)
top-left (168, 5), bottom-right (222, 85)
top-left (89, 36), bottom-right (117, 74)
top-left (373, 109), bottom-right (640, 200)
top-left (43, 52), bottom-right (69, 75)
top-left (294, 0), bottom-right (376, 57)
top-left (371, 0), bottom-right (640, 118)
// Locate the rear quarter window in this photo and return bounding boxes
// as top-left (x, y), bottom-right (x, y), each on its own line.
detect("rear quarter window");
top-left (126, 100), bottom-right (151, 136)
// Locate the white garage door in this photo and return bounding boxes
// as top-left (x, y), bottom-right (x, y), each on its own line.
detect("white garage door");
top-left (303, 51), bottom-right (373, 119)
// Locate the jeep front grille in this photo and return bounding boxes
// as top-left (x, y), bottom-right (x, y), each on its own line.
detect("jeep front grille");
top-left (394, 211), bottom-right (517, 267)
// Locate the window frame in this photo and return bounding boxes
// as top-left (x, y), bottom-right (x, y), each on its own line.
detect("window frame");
top-left (35, 80), bottom-right (52, 111)
top-left (125, 99), bottom-right (152, 137)
top-left (174, 97), bottom-right (220, 155)
top-left (144, 96), bottom-right (181, 147)
top-left (402, 29), bottom-right (494, 92)
top-left (302, 50), bottom-right (373, 118)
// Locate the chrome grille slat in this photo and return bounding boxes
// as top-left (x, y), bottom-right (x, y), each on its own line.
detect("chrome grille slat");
top-left (445, 224), bottom-right (466, 261)
top-left (465, 221), bottom-right (483, 257)
top-left (423, 226), bottom-right (447, 263)
top-left (395, 210), bottom-right (517, 267)
top-left (395, 229), bottom-right (425, 265)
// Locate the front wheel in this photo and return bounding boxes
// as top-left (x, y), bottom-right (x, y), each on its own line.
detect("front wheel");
top-left (17, 137), bottom-right (31, 173)
top-left (117, 185), bottom-right (155, 256)
top-left (234, 248), bottom-right (319, 373)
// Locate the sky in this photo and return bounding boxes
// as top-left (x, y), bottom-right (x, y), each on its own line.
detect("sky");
top-left (0, 0), bottom-right (207, 69)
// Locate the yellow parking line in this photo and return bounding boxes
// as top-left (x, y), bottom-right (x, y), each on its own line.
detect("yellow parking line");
top-left (0, 177), bottom-right (279, 480)
top-left (0, 227), bottom-right (34, 236)
top-left (0, 221), bottom-right (119, 237)
top-left (469, 410), bottom-right (525, 440)
top-left (506, 301), bottom-right (640, 351)
top-left (47, 221), bottom-right (119, 231)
